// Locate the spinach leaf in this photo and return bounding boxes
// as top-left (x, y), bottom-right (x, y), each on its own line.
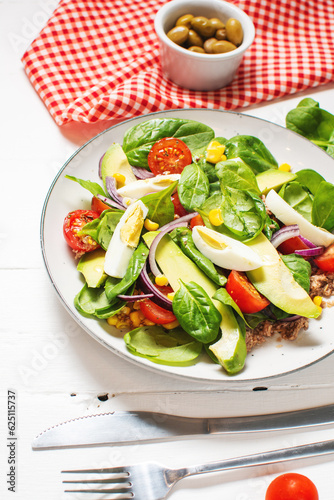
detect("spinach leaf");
top-left (140, 181), bottom-right (177, 227)
top-left (225, 135), bottom-right (279, 173)
top-left (215, 158), bottom-right (261, 195)
top-left (81, 209), bottom-right (123, 250)
top-left (295, 169), bottom-right (325, 196)
top-left (281, 253), bottom-right (311, 292)
top-left (286, 98), bottom-right (334, 158)
top-left (221, 187), bottom-right (267, 241)
top-left (65, 175), bottom-right (106, 196)
top-left (105, 241), bottom-right (149, 301)
top-left (171, 227), bottom-right (227, 286)
top-left (312, 181), bottom-right (334, 231)
top-left (122, 118), bottom-right (215, 168)
top-left (172, 281), bottom-right (221, 343)
top-left (262, 214), bottom-right (280, 240)
top-left (177, 163), bottom-right (209, 211)
top-left (213, 287), bottom-right (247, 324)
top-left (278, 181), bottom-right (313, 222)
top-left (124, 326), bottom-right (202, 364)
top-left (74, 284), bottom-right (127, 319)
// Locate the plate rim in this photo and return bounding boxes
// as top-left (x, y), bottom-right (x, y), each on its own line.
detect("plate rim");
top-left (40, 108), bottom-right (334, 384)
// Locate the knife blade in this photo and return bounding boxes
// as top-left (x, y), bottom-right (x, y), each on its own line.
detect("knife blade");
top-left (32, 403), bottom-right (334, 450)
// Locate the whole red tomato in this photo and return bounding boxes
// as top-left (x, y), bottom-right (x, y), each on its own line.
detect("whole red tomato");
top-left (265, 473), bottom-right (319, 500)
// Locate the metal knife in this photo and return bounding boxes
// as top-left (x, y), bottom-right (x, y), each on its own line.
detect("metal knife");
top-left (32, 403), bottom-right (334, 450)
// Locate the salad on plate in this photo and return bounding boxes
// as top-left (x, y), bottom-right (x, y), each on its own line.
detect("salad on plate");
top-left (62, 116), bottom-right (334, 375)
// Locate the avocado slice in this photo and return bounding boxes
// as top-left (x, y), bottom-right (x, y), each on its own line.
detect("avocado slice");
top-left (100, 143), bottom-right (137, 192)
top-left (143, 232), bottom-right (246, 374)
top-left (77, 248), bottom-right (107, 288)
top-left (246, 233), bottom-right (320, 318)
top-left (256, 169), bottom-right (296, 194)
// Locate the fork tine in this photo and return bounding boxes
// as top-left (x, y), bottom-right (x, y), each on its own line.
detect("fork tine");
top-left (63, 477), bottom-right (131, 484)
top-left (64, 487), bottom-right (132, 494)
top-left (62, 467), bottom-right (129, 474)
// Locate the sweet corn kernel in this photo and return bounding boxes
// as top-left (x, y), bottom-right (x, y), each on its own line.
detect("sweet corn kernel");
top-left (155, 274), bottom-right (169, 286)
top-left (163, 319), bottom-right (180, 329)
top-left (313, 296), bottom-right (322, 307)
top-left (206, 140), bottom-right (226, 164)
top-left (167, 292), bottom-right (175, 301)
top-left (279, 163), bottom-right (291, 172)
top-left (143, 318), bottom-right (156, 326)
top-left (116, 320), bottom-right (130, 329)
top-left (107, 316), bottom-right (118, 325)
top-left (144, 218), bottom-right (159, 231)
top-left (316, 305), bottom-right (322, 315)
top-left (112, 173), bottom-right (126, 188)
top-left (122, 306), bottom-right (131, 315)
top-left (130, 311), bottom-right (142, 328)
top-left (209, 208), bottom-right (224, 226)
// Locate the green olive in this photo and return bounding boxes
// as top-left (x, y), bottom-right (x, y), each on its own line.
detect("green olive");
top-left (187, 29), bottom-right (203, 47)
top-left (167, 26), bottom-right (189, 45)
top-left (225, 18), bottom-right (243, 46)
top-left (215, 28), bottom-right (227, 40)
top-left (188, 46), bottom-right (205, 53)
top-left (190, 16), bottom-right (216, 38)
top-left (175, 14), bottom-right (194, 29)
top-left (208, 18), bottom-right (225, 30)
top-left (203, 38), bottom-right (218, 54)
top-left (211, 40), bottom-right (237, 53)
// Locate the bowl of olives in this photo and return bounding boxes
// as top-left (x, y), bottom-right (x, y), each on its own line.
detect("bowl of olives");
top-left (154, 0), bottom-right (255, 91)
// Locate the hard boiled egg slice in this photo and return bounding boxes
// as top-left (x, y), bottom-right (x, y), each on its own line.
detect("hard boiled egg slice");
top-left (104, 200), bottom-right (148, 278)
top-left (266, 189), bottom-right (334, 247)
top-left (192, 226), bottom-right (267, 271)
top-left (117, 174), bottom-right (180, 205)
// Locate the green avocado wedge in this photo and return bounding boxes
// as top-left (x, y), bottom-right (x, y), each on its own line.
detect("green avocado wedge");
top-left (246, 233), bottom-right (320, 319)
top-left (143, 232), bottom-right (247, 374)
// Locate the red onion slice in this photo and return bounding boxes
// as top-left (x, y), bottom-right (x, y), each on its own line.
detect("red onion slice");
top-left (138, 261), bottom-right (173, 310)
top-left (131, 166), bottom-right (154, 179)
top-left (117, 293), bottom-right (153, 302)
top-left (295, 246), bottom-right (324, 257)
top-left (96, 194), bottom-right (125, 211)
top-left (98, 153), bottom-right (105, 178)
top-left (105, 176), bottom-right (127, 208)
top-left (148, 213), bottom-right (198, 277)
top-left (271, 224), bottom-right (300, 248)
top-left (299, 235), bottom-right (317, 248)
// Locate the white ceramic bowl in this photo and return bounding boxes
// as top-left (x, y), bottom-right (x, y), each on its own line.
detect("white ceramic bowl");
top-left (154, 0), bottom-right (255, 91)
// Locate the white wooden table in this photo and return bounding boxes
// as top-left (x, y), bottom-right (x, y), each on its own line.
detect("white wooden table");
top-left (1, 1), bottom-right (334, 498)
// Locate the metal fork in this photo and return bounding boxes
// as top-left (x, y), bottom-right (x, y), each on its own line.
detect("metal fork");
top-left (63, 438), bottom-right (334, 499)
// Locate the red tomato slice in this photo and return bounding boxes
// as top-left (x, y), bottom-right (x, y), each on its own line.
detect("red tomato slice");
top-left (63, 209), bottom-right (100, 253)
top-left (91, 196), bottom-right (111, 215)
top-left (314, 242), bottom-right (334, 271)
top-left (226, 270), bottom-right (270, 314)
top-left (139, 299), bottom-right (177, 325)
top-left (265, 473), bottom-right (319, 500)
top-left (278, 236), bottom-right (309, 255)
top-left (171, 191), bottom-right (189, 218)
top-left (147, 137), bottom-right (192, 175)
top-left (190, 214), bottom-right (205, 229)
top-left (139, 286), bottom-right (176, 325)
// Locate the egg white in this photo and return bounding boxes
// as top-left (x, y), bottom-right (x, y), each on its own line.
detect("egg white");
top-left (117, 174), bottom-right (180, 204)
top-left (192, 226), bottom-right (267, 271)
top-left (265, 189), bottom-right (334, 247)
top-left (104, 200), bottom-right (148, 278)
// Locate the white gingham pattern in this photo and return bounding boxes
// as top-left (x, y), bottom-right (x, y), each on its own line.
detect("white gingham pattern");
top-left (22, 0), bottom-right (334, 126)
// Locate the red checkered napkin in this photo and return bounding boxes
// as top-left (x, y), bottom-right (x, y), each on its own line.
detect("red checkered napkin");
top-left (22, 0), bottom-right (334, 126)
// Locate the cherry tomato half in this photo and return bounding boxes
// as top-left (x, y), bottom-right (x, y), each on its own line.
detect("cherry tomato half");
top-left (91, 196), bottom-right (111, 215)
top-left (226, 270), bottom-right (270, 314)
top-left (265, 473), bottom-right (319, 500)
top-left (147, 137), bottom-right (192, 175)
top-left (171, 191), bottom-right (189, 218)
top-left (190, 214), bottom-right (205, 229)
top-left (139, 286), bottom-right (177, 325)
top-left (139, 299), bottom-right (177, 324)
top-left (278, 235), bottom-right (309, 255)
top-left (63, 209), bottom-right (100, 253)
top-left (314, 242), bottom-right (334, 272)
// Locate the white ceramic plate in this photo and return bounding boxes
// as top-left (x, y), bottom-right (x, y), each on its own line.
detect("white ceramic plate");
top-left (41, 109), bottom-right (334, 383)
